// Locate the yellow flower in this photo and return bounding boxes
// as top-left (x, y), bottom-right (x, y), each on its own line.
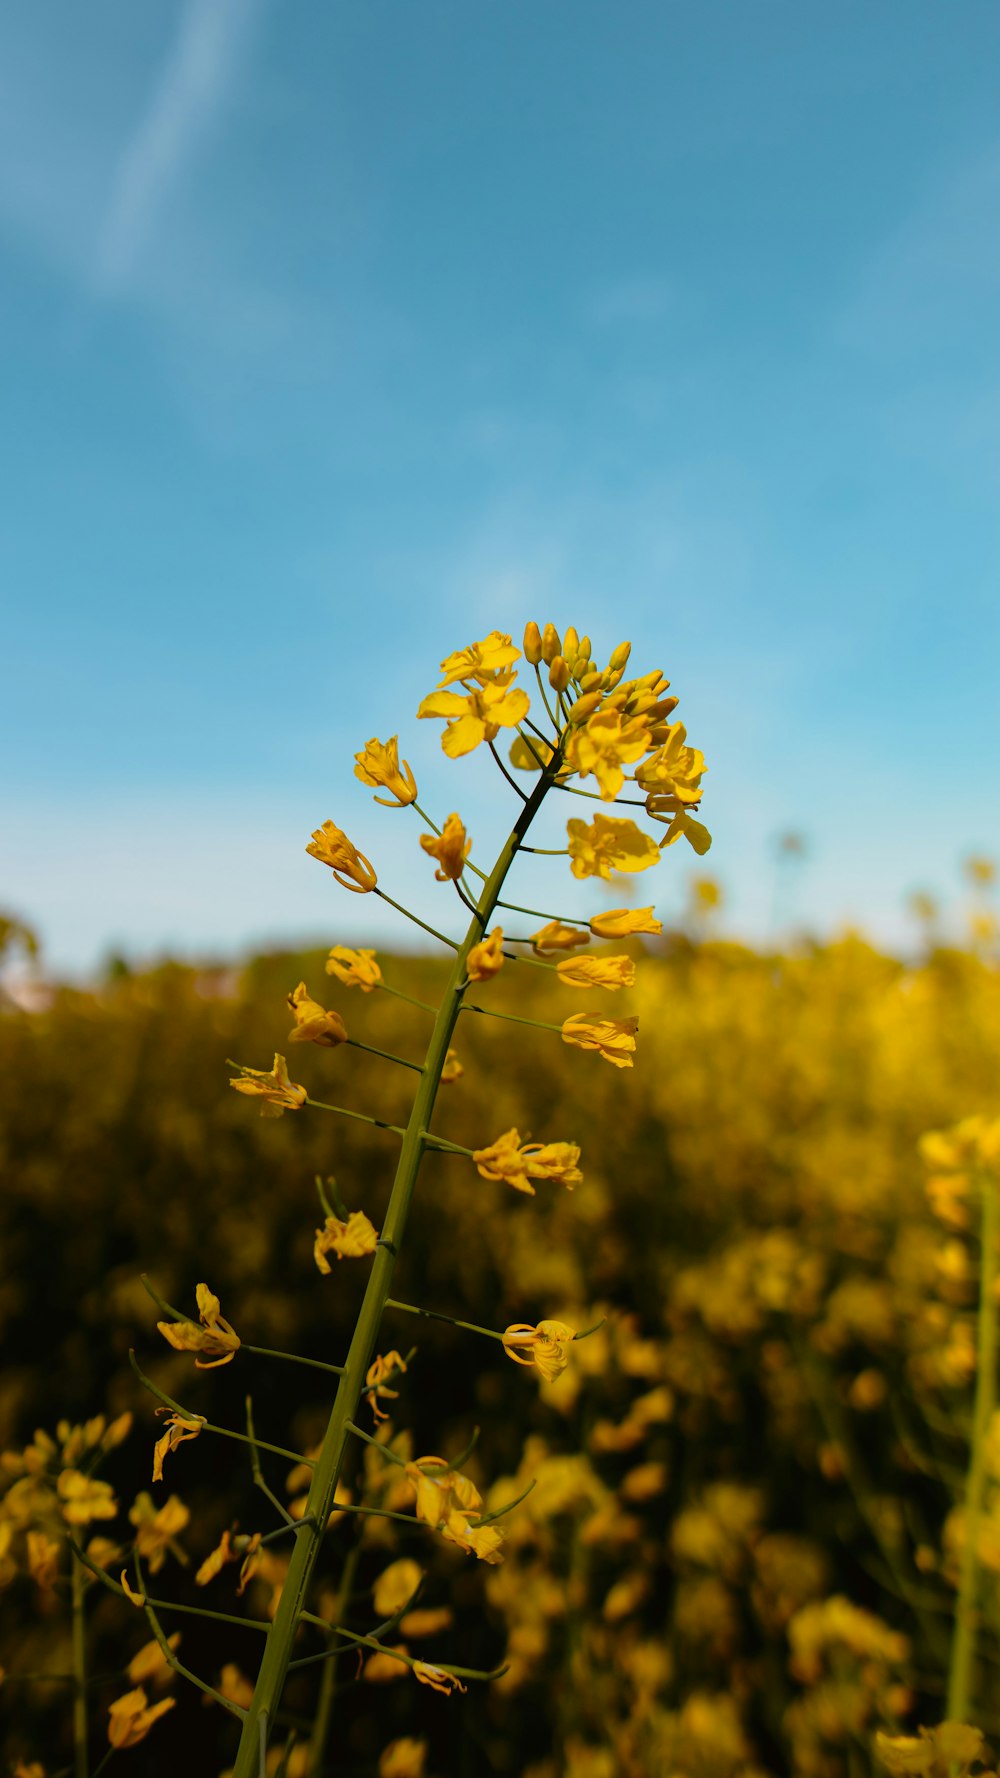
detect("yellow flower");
top-left (648, 802), bottom-right (713, 856)
top-left (152, 1410), bottom-right (205, 1482)
top-left (129, 1493), bottom-right (190, 1572)
top-left (413, 1662), bottom-right (467, 1695)
top-left (589, 906), bottom-right (662, 938)
top-left (306, 820), bottom-right (378, 892)
top-left (26, 1531), bottom-right (61, 1591)
top-left (314, 1209), bottom-right (379, 1270)
top-left (555, 955), bottom-right (635, 990)
top-left (417, 678), bottom-right (530, 758)
top-left (354, 736), bottom-right (418, 807)
top-left (156, 1282), bottom-right (241, 1369)
top-left (379, 1737), bottom-right (429, 1778)
top-left (565, 709), bottom-right (652, 800)
top-left (436, 630), bottom-right (521, 686)
top-left (127, 1634), bottom-right (181, 1688)
top-left (634, 720), bottom-right (707, 804)
top-left (364, 1647), bottom-right (410, 1683)
top-left (107, 1687), bottom-right (176, 1749)
top-left (373, 1557), bottom-right (423, 1618)
top-left (467, 926), bottom-right (505, 981)
top-left (217, 1664), bottom-right (255, 1710)
top-left (120, 1570), bottom-right (146, 1607)
top-left (287, 982), bottom-right (349, 1048)
top-left (440, 1047), bottom-right (463, 1084)
top-left (404, 1457), bottom-right (505, 1563)
top-left (472, 1127), bottom-right (582, 1195)
top-left (399, 1606), bottom-right (454, 1638)
top-left (325, 946), bottom-right (382, 991)
top-left (57, 1471), bottom-right (118, 1527)
top-left (229, 1053), bottom-right (307, 1118)
top-left (562, 1013), bottom-right (639, 1068)
top-left (194, 1528), bottom-right (236, 1587)
top-left (420, 812), bottom-right (471, 881)
top-left (567, 815), bottom-right (660, 880)
top-left (502, 1320), bottom-right (577, 1381)
top-left (366, 1350), bottom-right (409, 1422)
top-left (531, 920), bottom-right (590, 955)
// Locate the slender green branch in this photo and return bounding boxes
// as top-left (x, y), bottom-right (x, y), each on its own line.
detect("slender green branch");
top-left (552, 780), bottom-right (647, 806)
top-left (478, 1478), bottom-right (536, 1524)
top-left (462, 1002), bottom-right (564, 1035)
top-left (488, 738), bottom-right (529, 802)
top-left (496, 899), bottom-right (590, 927)
top-left (67, 1541), bottom-right (270, 1631)
top-left (411, 801), bottom-right (441, 836)
top-left (305, 1540), bottom-right (362, 1775)
top-left (377, 980), bottom-right (438, 1015)
top-left (246, 1396), bottom-right (296, 1526)
top-left (346, 1037), bottom-right (423, 1073)
top-left (243, 1347), bottom-right (344, 1379)
top-left (532, 662), bottom-right (561, 732)
top-left (304, 1096), bottom-right (406, 1137)
top-left (387, 1297), bottom-right (512, 1344)
top-left (518, 845), bottom-right (571, 856)
top-left (297, 1613), bottom-right (506, 1682)
top-left (140, 1274), bottom-right (187, 1323)
top-left (948, 1174), bottom-right (999, 1721)
top-left (133, 1551), bottom-right (247, 1718)
top-left (373, 887), bottom-right (459, 950)
top-left (71, 1544), bottom-right (89, 1778)
top-left (129, 1352), bottom-right (311, 1468)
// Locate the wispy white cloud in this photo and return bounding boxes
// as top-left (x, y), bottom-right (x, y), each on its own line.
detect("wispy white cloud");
top-left (95, 0), bottom-right (264, 292)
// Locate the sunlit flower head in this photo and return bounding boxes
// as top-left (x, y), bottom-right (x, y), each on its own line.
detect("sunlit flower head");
top-left (562, 1013), bottom-right (639, 1068)
top-left (436, 630), bottom-right (521, 687)
top-left (152, 1410), bottom-right (205, 1482)
top-left (314, 1209), bottom-right (379, 1270)
top-left (229, 1053), bottom-right (307, 1118)
top-left (325, 946), bottom-right (382, 991)
top-left (419, 812), bottom-right (471, 881)
top-left (531, 920), bottom-right (590, 955)
top-left (287, 982), bottom-right (349, 1048)
top-left (634, 720), bottom-right (706, 805)
top-left (107, 1687), bottom-right (176, 1749)
top-left (502, 1320), bottom-right (577, 1381)
top-left (467, 927), bottom-right (505, 981)
top-left (555, 954), bottom-right (636, 990)
top-left (306, 820), bottom-right (378, 893)
top-left (589, 906), bottom-right (662, 939)
top-left (157, 1283), bottom-right (241, 1369)
top-left (565, 708), bottom-right (652, 801)
top-left (567, 814), bottom-right (660, 880)
top-left (354, 736), bottom-right (418, 807)
top-left (417, 678), bottom-right (530, 758)
top-left (472, 1127), bottom-right (582, 1195)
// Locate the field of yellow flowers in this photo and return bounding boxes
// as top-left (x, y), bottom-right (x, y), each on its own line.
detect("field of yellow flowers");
top-left (3, 626), bottom-right (1000, 1778)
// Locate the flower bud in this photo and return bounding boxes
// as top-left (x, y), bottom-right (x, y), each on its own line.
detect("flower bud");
top-left (644, 696), bottom-right (679, 723)
top-left (548, 655), bottom-right (571, 692)
top-left (609, 641), bottom-right (632, 674)
top-left (567, 689), bottom-right (604, 724)
top-left (563, 625), bottom-right (579, 662)
top-left (523, 621), bottom-right (543, 665)
top-left (577, 634), bottom-right (592, 663)
top-left (579, 669), bottom-right (602, 693)
top-left (541, 623), bottom-right (561, 664)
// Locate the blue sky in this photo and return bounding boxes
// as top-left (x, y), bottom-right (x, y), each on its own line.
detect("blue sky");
top-left (3, 0), bottom-right (998, 973)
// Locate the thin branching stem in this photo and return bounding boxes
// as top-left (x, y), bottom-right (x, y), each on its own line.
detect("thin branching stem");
top-left (133, 1551), bottom-right (247, 1718)
top-left (377, 980), bottom-right (438, 1014)
top-left (496, 898), bottom-right (590, 927)
top-left (373, 887), bottom-right (459, 950)
top-left (129, 1352), bottom-right (312, 1468)
top-left (71, 1545), bottom-right (88, 1778)
top-left (462, 1002), bottom-right (564, 1035)
top-left (68, 1541), bottom-right (270, 1631)
top-left (488, 738), bottom-right (529, 801)
top-left (345, 1038), bottom-right (423, 1072)
top-left (246, 1396), bottom-right (297, 1526)
top-left (304, 1096), bottom-right (407, 1137)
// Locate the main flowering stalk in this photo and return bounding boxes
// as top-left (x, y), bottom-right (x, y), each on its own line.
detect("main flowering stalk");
top-left (231, 752), bottom-right (563, 1775)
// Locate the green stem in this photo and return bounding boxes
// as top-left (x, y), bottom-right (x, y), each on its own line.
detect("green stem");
top-left (947, 1175), bottom-right (999, 1721)
top-left (246, 1396), bottom-right (297, 1525)
top-left (552, 781), bottom-right (647, 806)
top-left (71, 1545), bottom-right (89, 1778)
top-left (305, 1096), bottom-right (406, 1137)
top-left (378, 981), bottom-right (438, 1015)
top-left (374, 887), bottom-right (459, 950)
top-left (496, 899), bottom-right (590, 927)
top-left (533, 662), bottom-right (561, 732)
top-left (346, 1037), bottom-right (422, 1072)
top-left (230, 758), bottom-right (561, 1776)
top-left (244, 1348), bottom-right (344, 1378)
top-left (68, 1541), bottom-right (270, 1630)
top-left (462, 1003), bottom-right (564, 1035)
top-left (129, 1352), bottom-right (311, 1467)
top-left (386, 1297), bottom-right (509, 1343)
top-left (306, 1539), bottom-right (362, 1777)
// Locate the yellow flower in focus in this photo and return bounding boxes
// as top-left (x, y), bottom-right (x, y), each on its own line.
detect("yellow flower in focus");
top-left (417, 678), bottom-right (530, 758)
top-left (286, 982), bottom-right (349, 1048)
top-left (589, 906), bottom-right (662, 938)
top-left (467, 927), bottom-right (504, 981)
top-left (440, 1047), bottom-right (463, 1084)
top-left (379, 1737), bottom-right (428, 1778)
top-left (126, 1634), bottom-right (181, 1688)
top-left (567, 815), bottom-right (660, 880)
top-left (413, 1662), bottom-right (467, 1695)
top-left (404, 1457), bottom-right (505, 1563)
top-left (419, 812), bottom-right (471, 881)
top-left (634, 721), bottom-right (707, 805)
top-left (314, 1209), bottom-right (379, 1270)
top-left (562, 1013), bottom-right (639, 1068)
top-left (354, 736), bottom-right (418, 807)
top-left (555, 954), bottom-right (635, 990)
top-left (366, 1350), bottom-right (409, 1422)
top-left (107, 1687), bottom-right (175, 1749)
top-left (57, 1471), bottom-right (118, 1527)
top-left (472, 1128), bottom-right (582, 1195)
top-left (156, 1282), bottom-right (241, 1369)
top-left (531, 920), bottom-right (590, 955)
top-left (436, 630), bottom-right (521, 686)
top-left (565, 709), bottom-right (652, 800)
top-left (325, 946), bottom-right (382, 991)
top-left (306, 820), bottom-right (378, 893)
top-left (649, 803), bottom-right (713, 856)
top-left (502, 1320), bottom-right (577, 1381)
top-left (229, 1053), bottom-right (307, 1118)
top-left (373, 1557), bottom-right (423, 1618)
top-left (152, 1410), bottom-right (205, 1483)
top-left (129, 1493), bottom-right (190, 1572)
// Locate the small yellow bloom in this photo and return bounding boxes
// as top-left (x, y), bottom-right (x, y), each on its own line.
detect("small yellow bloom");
top-left (472, 1128), bottom-right (582, 1195)
top-left (229, 1053), bottom-right (307, 1118)
top-left (400, 1606), bottom-right (454, 1638)
top-left (364, 1646), bottom-right (410, 1682)
top-left (419, 812), bottom-right (471, 881)
top-left (326, 946), bottom-right (382, 991)
top-left (120, 1570), bottom-right (146, 1607)
top-left (354, 736), bottom-right (418, 807)
top-left (127, 1634), bottom-right (181, 1688)
top-left (157, 1282), bottom-right (241, 1369)
top-left (152, 1410), bottom-right (205, 1482)
top-left (440, 1047), bottom-right (463, 1084)
top-left (128, 1493), bottom-right (190, 1572)
top-left (436, 630), bottom-right (521, 687)
top-left (502, 1320), bottom-right (577, 1381)
top-left (565, 709), bottom-right (652, 801)
top-left (555, 954), bottom-right (635, 990)
top-left (567, 814), bottom-right (660, 880)
top-left (417, 678), bottom-right (530, 758)
top-left (107, 1687), bottom-right (175, 1749)
top-left (26, 1531), bottom-right (61, 1591)
top-left (562, 1013), bottom-right (639, 1068)
top-left (648, 802), bottom-right (713, 855)
top-left (467, 926), bottom-right (504, 981)
top-left (413, 1661), bottom-right (467, 1695)
top-left (379, 1737), bottom-right (429, 1778)
top-left (306, 820), bottom-right (378, 893)
top-left (57, 1470), bottom-right (118, 1527)
top-left (366, 1350), bottom-right (409, 1422)
top-left (194, 1528), bottom-right (236, 1587)
top-left (373, 1557), bottom-right (423, 1618)
top-left (589, 906), bottom-right (662, 938)
top-left (217, 1664), bottom-right (255, 1711)
top-left (314, 1209), bottom-right (379, 1270)
top-left (531, 920), bottom-right (590, 955)
top-left (634, 720), bottom-right (707, 805)
top-left (287, 982), bottom-right (349, 1048)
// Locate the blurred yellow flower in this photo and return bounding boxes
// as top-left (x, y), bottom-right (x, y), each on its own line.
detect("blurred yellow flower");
top-left (364, 1647), bottom-right (410, 1683)
top-left (325, 946), bottom-right (382, 991)
top-left (26, 1531), bottom-right (61, 1591)
top-left (467, 927), bottom-right (504, 981)
top-left (366, 1350), bottom-right (409, 1422)
top-left (229, 1053), bottom-right (307, 1118)
top-left (437, 630), bottom-right (521, 686)
top-left (107, 1687), bottom-right (175, 1749)
top-left (562, 1013), bottom-right (639, 1068)
top-left (420, 812), bottom-right (471, 881)
top-left (306, 820), bottom-right (378, 892)
top-left (440, 1047), bottom-right (463, 1084)
top-left (531, 920), bottom-right (590, 955)
top-left (502, 1320), bottom-right (577, 1381)
top-left (354, 736), bottom-right (418, 807)
top-left (194, 1528), bottom-right (236, 1587)
top-left (157, 1282), bottom-right (241, 1369)
top-left (126, 1634), bottom-right (181, 1688)
top-left (152, 1410), bottom-right (205, 1482)
top-left (217, 1664), bottom-right (255, 1710)
top-left (379, 1737), bottom-right (428, 1778)
top-left (128, 1493), bottom-right (190, 1572)
top-left (565, 709), bottom-right (652, 800)
top-left (567, 814), bottom-right (660, 880)
top-left (417, 678), bottom-right (530, 758)
top-left (555, 954), bottom-right (635, 990)
top-left (373, 1556), bottom-right (423, 1618)
top-left (472, 1127), bottom-right (582, 1195)
top-left (314, 1209), bottom-right (379, 1270)
top-left (286, 982), bottom-right (349, 1048)
top-left (57, 1471), bottom-right (118, 1527)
